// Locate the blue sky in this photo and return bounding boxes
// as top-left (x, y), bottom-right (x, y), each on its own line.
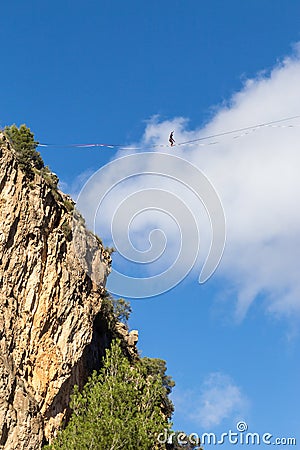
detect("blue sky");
top-left (2, 0), bottom-right (300, 447)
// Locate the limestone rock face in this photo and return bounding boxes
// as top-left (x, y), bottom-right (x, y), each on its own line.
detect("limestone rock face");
top-left (128, 330), bottom-right (139, 347)
top-left (114, 323), bottom-right (139, 356)
top-left (0, 134), bottom-right (117, 449)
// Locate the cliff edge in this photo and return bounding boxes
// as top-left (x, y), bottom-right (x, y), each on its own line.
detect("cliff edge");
top-left (0, 132), bottom-right (133, 449)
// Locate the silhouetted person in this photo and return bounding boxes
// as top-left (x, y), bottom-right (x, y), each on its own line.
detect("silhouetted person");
top-left (169, 131), bottom-right (175, 147)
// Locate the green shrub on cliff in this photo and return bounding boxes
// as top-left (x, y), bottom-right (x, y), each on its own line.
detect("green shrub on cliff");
top-left (45, 339), bottom-right (171, 450)
top-left (4, 124), bottom-right (59, 189)
top-left (40, 165), bottom-right (59, 189)
top-left (4, 124), bottom-right (43, 176)
top-left (141, 357), bottom-right (175, 419)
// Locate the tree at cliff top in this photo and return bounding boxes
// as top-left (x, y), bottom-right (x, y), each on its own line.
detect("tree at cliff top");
top-left (4, 124), bottom-right (43, 172)
top-left (4, 124), bottom-right (58, 187)
top-left (44, 339), bottom-right (173, 450)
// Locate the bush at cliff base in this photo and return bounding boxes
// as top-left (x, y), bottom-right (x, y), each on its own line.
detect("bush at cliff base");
top-left (44, 339), bottom-right (171, 450)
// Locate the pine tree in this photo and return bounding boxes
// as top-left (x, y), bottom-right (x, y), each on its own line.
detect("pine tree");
top-left (44, 340), bottom-right (171, 450)
top-left (4, 124), bottom-right (43, 175)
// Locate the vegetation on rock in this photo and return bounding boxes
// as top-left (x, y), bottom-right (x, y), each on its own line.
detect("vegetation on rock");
top-left (60, 219), bottom-right (73, 241)
top-left (100, 294), bottom-right (132, 330)
top-left (111, 296), bottom-right (132, 324)
top-left (141, 357), bottom-right (175, 419)
top-left (4, 124), bottom-right (43, 175)
top-left (4, 124), bottom-right (58, 189)
top-left (44, 340), bottom-right (172, 450)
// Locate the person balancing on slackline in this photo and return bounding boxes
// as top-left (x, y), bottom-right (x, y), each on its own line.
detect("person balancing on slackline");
top-left (169, 131), bottom-right (175, 147)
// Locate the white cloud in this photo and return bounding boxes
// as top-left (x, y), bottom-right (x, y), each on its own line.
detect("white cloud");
top-left (75, 44), bottom-right (300, 319)
top-left (173, 372), bottom-right (248, 429)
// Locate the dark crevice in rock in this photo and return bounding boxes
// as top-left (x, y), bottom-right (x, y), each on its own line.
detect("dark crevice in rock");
top-left (0, 171), bottom-right (7, 194)
top-left (5, 216), bottom-right (20, 250)
top-left (82, 309), bottom-right (114, 374)
top-left (0, 422), bottom-right (8, 446)
top-left (7, 377), bottom-right (17, 406)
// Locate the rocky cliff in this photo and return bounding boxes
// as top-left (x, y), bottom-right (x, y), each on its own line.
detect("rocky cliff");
top-left (0, 133), bottom-right (136, 449)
